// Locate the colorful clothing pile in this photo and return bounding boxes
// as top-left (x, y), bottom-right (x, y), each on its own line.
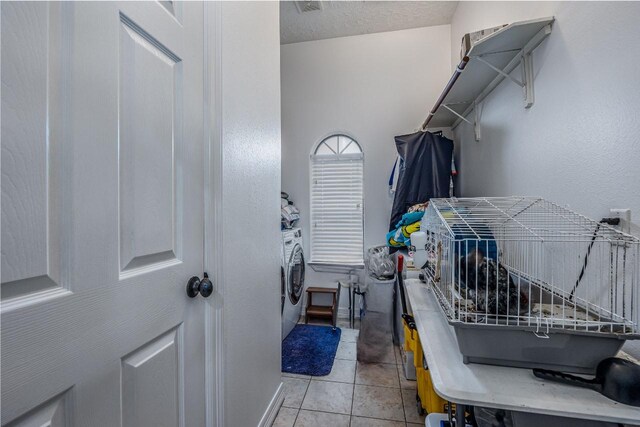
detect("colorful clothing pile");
top-left (386, 211), bottom-right (424, 248)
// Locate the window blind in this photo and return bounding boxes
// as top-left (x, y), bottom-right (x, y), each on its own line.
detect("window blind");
top-left (310, 155), bottom-right (364, 266)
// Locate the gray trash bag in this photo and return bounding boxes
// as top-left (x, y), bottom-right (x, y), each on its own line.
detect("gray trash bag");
top-left (357, 277), bottom-right (395, 363)
top-left (366, 246), bottom-right (395, 280)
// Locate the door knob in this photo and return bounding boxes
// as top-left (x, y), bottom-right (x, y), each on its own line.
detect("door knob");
top-left (186, 272), bottom-right (214, 298)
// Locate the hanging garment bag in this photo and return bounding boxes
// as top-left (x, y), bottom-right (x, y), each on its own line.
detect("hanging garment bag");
top-left (389, 131), bottom-right (453, 230)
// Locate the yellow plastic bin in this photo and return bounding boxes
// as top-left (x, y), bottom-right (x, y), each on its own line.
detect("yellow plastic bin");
top-left (404, 320), bottom-right (452, 416)
top-left (406, 320), bottom-right (422, 371)
top-left (403, 321), bottom-right (417, 353)
top-left (413, 337), bottom-right (424, 371)
top-left (417, 354), bottom-right (450, 415)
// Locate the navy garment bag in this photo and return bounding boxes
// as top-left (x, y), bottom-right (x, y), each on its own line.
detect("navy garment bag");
top-left (389, 131), bottom-right (454, 230)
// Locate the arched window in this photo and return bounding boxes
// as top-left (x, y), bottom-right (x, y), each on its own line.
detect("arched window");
top-left (309, 134), bottom-right (364, 267)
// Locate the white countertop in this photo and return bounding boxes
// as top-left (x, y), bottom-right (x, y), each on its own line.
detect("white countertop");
top-left (404, 278), bottom-right (640, 424)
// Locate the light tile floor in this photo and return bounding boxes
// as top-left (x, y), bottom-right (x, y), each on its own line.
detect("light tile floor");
top-left (276, 319), bottom-right (425, 427)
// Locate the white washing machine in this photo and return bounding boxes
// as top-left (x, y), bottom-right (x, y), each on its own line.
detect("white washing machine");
top-left (281, 228), bottom-right (305, 340)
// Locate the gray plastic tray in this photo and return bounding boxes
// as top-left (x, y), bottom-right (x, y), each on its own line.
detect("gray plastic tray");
top-left (451, 322), bottom-right (628, 374)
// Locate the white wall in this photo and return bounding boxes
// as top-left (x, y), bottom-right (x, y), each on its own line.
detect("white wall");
top-left (216, 2), bottom-right (282, 426)
top-left (450, 1), bottom-right (640, 357)
top-left (281, 26), bottom-right (451, 309)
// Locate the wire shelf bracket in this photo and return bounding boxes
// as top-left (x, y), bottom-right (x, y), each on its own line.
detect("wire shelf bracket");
top-left (442, 102), bottom-right (481, 141)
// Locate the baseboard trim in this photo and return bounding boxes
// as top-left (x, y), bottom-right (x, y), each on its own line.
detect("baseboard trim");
top-left (257, 381), bottom-right (284, 427)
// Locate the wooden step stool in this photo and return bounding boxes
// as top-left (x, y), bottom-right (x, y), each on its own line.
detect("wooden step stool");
top-left (305, 283), bottom-right (341, 327)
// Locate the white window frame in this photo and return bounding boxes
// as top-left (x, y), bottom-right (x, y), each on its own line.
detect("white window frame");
top-left (308, 134), bottom-right (364, 269)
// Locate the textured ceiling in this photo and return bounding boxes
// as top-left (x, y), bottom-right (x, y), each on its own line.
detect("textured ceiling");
top-left (280, 1), bottom-right (458, 44)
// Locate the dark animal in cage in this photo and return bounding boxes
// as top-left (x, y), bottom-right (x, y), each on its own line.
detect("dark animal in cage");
top-left (458, 250), bottom-right (528, 317)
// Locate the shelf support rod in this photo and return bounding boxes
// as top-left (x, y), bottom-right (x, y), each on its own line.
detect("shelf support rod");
top-left (474, 101), bottom-right (481, 141)
top-left (475, 55), bottom-right (525, 87)
top-left (442, 104), bottom-right (481, 141)
top-left (442, 104), bottom-right (472, 125)
top-left (476, 48), bottom-right (522, 56)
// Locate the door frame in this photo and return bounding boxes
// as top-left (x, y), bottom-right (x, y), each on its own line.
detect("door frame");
top-left (204, 2), bottom-right (225, 426)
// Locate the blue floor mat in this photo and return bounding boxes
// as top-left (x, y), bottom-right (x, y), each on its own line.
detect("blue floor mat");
top-left (282, 324), bottom-right (342, 376)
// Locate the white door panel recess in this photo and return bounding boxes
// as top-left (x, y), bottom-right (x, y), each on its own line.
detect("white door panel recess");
top-left (1, 2), bottom-right (208, 425)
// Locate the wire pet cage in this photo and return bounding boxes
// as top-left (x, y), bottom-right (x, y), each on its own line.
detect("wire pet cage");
top-left (421, 197), bottom-right (640, 373)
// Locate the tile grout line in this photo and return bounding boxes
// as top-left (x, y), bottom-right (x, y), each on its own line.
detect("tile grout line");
top-left (293, 407), bottom-right (411, 424)
top-left (349, 360), bottom-right (357, 427)
top-left (353, 360), bottom-right (402, 389)
top-left (292, 377), bottom-right (311, 426)
top-left (290, 407), bottom-right (300, 427)
top-left (396, 347), bottom-right (409, 425)
top-left (397, 344), bottom-right (424, 425)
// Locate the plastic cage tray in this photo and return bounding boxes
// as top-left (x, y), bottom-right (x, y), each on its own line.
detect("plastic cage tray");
top-left (434, 276), bottom-right (632, 374)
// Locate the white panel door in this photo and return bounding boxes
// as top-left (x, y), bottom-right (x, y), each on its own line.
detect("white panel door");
top-left (1, 1), bottom-right (208, 425)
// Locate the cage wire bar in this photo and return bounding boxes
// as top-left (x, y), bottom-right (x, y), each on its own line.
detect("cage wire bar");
top-left (421, 197), bottom-right (639, 338)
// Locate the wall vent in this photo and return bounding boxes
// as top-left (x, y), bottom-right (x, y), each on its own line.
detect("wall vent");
top-left (294, 1), bottom-right (323, 13)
